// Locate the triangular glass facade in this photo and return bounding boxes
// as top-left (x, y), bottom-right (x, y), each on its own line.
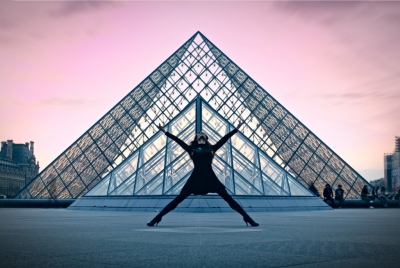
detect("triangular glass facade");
top-left (86, 98), bottom-right (312, 197)
top-left (16, 31), bottom-right (370, 200)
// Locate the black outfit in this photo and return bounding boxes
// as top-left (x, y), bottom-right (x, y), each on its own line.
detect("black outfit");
top-left (148, 129), bottom-right (258, 226)
top-left (323, 187), bottom-right (334, 207)
top-left (335, 188), bottom-right (344, 207)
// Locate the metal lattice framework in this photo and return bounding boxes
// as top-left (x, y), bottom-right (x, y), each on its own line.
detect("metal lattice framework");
top-left (85, 98), bottom-right (313, 197)
top-left (16, 32), bottom-right (370, 199)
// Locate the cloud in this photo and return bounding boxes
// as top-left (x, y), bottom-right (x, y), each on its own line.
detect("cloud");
top-left (50, 1), bottom-right (118, 17)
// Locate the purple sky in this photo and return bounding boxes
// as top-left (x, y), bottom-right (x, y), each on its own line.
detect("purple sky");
top-left (1, 1), bottom-right (399, 182)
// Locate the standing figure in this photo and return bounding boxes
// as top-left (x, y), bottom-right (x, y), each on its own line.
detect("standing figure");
top-left (323, 184), bottom-right (335, 207)
top-left (334, 184), bottom-right (345, 208)
top-left (147, 121), bottom-right (259, 227)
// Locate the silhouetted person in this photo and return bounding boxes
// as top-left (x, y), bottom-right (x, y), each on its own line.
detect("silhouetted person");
top-left (377, 186), bottom-right (388, 207)
top-left (147, 121), bottom-right (259, 227)
top-left (323, 184), bottom-right (334, 207)
top-left (335, 184), bottom-right (345, 208)
top-left (360, 185), bottom-right (370, 203)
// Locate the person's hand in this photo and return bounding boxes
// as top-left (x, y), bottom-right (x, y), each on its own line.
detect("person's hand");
top-left (157, 124), bottom-right (166, 133)
top-left (236, 120), bottom-right (243, 129)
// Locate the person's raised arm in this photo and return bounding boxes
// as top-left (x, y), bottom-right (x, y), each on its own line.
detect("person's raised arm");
top-left (212, 121), bottom-right (243, 152)
top-left (157, 124), bottom-right (191, 153)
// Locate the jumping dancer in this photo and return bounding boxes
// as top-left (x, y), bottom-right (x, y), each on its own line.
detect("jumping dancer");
top-left (147, 121), bottom-right (259, 227)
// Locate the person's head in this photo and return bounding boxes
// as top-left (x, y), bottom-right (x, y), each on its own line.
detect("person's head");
top-left (191, 131), bottom-right (210, 145)
top-left (375, 186), bottom-right (379, 190)
top-left (338, 184), bottom-right (342, 189)
top-left (325, 184), bottom-right (330, 188)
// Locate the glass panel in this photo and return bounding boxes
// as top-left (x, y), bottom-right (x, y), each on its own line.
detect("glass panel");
top-left (288, 175), bottom-right (313, 196)
top-left (58, 188), bottom-right (72, 199)
top-left (141, 133), bottom-right (167, 164)
top-left (213, 156), bottom-right (234, 193)
top-left (59, 165), bottom-right (79, 186)
top-left (65, 143), bottom-right (82, 163)
top-left (319, 165), bottom-right (338, 186)
top-left (164, 153), bottom-right (193, 193)
top-left (351, 177), bottom-right (366, 199)
top-left (29, 178), bottom-right (46, 198)
top-left (166, 123), bottom-right (194, 166)
top-left (170, 103), bottom-right (196, 135)
top-left (40, 165), bottom-right (59, 185)
top-left (304, 133), bottom-right (320, 151)
top-left (275, 143), bottom-right (293, 164)
top-left (232, 134), bottom-right (257, 166)
top-left (108, 153), bottom-right (138, 193)
top-left (37, 189), bottom-right (52, 199)
top-left (47, 177), bottom-right (65, 198)
top-left (84, 143), bottom-right (102, 163)
top-left (232, 150), bottom-right (263, 193)
top-left (299, 165), bottom-right (318, 185)
top-left (308, 154), bottom-right (325, 174)
top-left (339, 166), bottom-right (358, 186)
top-left (297, 143), bottom-right (313, 163)
top-left (234, 172), bottom-right (262, 195)
top-left (109, 174), bottom-right (136, 196)
top-left (67, 177), bottom-right (87, 198)
top-left (164, 173), bottom-right (190, 195)
top-left (346, 188), bottom-right (361, 199)
top-left (134, 149), bottom-right (165, 193)
top-left (262, 174), bottom-right (288, 196)
top-left (85, 174), bottom-right (111, 196)
top-left (259, 152), bottom-right (288, 192)
top-left (328, 154), bottom-right (345, 172)
top-left (72, 154), bottom-right (90, 175)
top-left (136, 173), bottom-right (163, 195)
top-left (202, 105), bottom-right (229, 137)
top-left (77, 133), bottom-right (94, 152)
top-left (287, 154), bottom-right (306, 176)
top-left (79, 164), bottom-right (98, 187)
top-left (285, 133), bottom-right (301, 152)
top-left (91, 154), bottom-right (110, 175)
top-left (53, 154), bottom-right (70, 174)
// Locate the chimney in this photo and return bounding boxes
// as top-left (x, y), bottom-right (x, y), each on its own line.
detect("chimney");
top-left (30, 141), bottom-right (34, 157)
top-left (6, 140), bottom-right (13, 160)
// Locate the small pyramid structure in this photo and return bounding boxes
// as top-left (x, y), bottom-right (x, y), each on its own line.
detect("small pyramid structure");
top-left (85, 97), bottom-right (312, 197)
top-left (16, 32), bottom-right (370, 200)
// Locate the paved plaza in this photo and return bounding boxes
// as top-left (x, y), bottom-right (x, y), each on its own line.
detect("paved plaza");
top-left (0, 208), bottom-right (399, 268)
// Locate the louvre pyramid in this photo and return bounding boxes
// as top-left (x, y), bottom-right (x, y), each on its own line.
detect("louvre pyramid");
top-left (85, 98), bottom-right (312, 197)
top-left (16, 31), bottom-right (370, 200)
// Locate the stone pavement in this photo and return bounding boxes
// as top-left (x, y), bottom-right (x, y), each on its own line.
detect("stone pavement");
top-left (0, 208), bottom-right (399, 268)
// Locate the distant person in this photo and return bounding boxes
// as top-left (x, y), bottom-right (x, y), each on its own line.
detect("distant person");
top-left (361, 185), bottom-right (369, 203)
top-left (377, 187), bottom-right (388, 207)
top-left (381, 186), bottom-right (386, 196)
top-left (309, 183), bottom-right (320, 197)
top-left (395, 189), bottom-right (400, 200)
top-left (335, 184), bottom-right (345, 208)
top-left (323, 184), bottom-right (334, 207)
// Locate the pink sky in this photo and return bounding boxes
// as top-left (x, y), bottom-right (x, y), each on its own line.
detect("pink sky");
top-left (1, 1), bottom-right (399, 182)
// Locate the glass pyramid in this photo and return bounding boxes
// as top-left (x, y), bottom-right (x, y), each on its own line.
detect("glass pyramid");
top-left (85, 98), bottom-right (312, 197)
top-left (15, 31), bottom-right (370, 200)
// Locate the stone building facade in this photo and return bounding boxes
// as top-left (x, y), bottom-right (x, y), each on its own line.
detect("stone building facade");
top-left (0, 140), bottom-right (40, 197)
top-left (384, 136), bottom-right (400, 193)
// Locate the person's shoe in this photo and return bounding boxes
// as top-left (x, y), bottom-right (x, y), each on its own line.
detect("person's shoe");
top-left (243, 216), bottom-right (259, 227)
top-left (384, 204), bottom-right (388, 207)
top-left (369, 201), bottom-right (374, 203)
top-left (147, 216), bottom-right (162, 226)
top-left (369, 206), bottom-right (374, 209)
